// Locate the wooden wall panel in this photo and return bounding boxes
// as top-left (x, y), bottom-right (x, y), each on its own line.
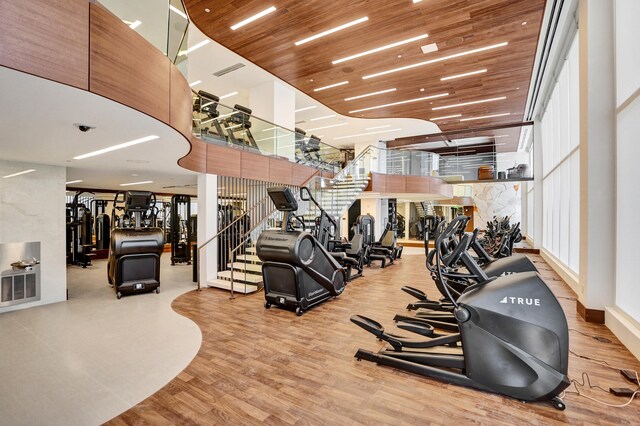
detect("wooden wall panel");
top-left (386, 175), bottom-right (406, 193)
top-left (178, 137), bottom-right (206, 173)
top-left (240, 151), bottom-right (270, 181)
top-left (89, 3), bottom-right (170, 123)
top-left (292, 164), bottom-right (319, 186)
top-left (206, 143), bottom-right (241, 177)
top-left (0, 0), bottom-right (89, 89)
top-left (269, 158), bottom-right (293, 184)
top-left (368, 173), bottom-right (386, 193)
top-left (431, 178), bottom-right (453, 198)
top-left (405, 176), bottom-right (431, 194)
top-left (169, 66), bottom-right (193, 140)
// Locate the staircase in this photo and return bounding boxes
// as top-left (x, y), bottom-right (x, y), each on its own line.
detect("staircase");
top-left (207, 245), bottom-right (263, 294)
top-left (303, 177), bottom-right (370, 225)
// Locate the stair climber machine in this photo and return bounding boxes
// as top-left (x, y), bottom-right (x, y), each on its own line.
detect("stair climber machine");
top-left (66, 191), bottom-right (94, 268)
top-left (107, 191), bottom-right (164, 299)
top-left (170, 194), bottom-right (192, 265)
top-left (257, 187), bottom-right (347, 316)
top-left (351, 215), bottom-right (570, 410)
top-left (300, 187), bottom-right (361, 280)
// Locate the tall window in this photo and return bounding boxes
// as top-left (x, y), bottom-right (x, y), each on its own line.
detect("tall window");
top-left (540, 33), bottom-right (580, 273)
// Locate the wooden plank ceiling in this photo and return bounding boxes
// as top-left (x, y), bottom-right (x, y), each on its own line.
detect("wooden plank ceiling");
top-left (184, 0), bottom-right (545, 133)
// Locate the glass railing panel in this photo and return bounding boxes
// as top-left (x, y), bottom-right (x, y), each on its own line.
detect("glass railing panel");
top-left (99, 0), bottom-right (189, 69)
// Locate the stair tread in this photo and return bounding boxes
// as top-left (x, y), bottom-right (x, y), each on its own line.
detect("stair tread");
top-left (218, 270), bottom-right (263, 283)
top-left (228, 262), bottom-right (262, 273)
top-left (207, 279), bottom-right (260, 294)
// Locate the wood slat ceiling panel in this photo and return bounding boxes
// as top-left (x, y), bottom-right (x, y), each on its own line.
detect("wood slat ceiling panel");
top-left (185, 0), bottom-right (545, 132)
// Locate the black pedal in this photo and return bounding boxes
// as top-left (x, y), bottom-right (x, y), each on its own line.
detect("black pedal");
top-left (621, 369), bottom-right (639, 385)
top-left (610, 387), bottom-right (636, 397)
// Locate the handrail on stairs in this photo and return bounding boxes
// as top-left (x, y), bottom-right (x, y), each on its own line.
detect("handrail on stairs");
top-left (196, 193), bottom-right (274, 291)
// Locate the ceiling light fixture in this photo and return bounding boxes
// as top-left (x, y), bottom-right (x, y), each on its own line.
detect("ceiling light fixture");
top-left (230, 6), bottom-right (277, 30)
top-left (129, 20), bottom-right (142, 29)
top-left (73, 135), bottom-right (159, 160)
top-left (295, 16), bottom-right (369, 46)
top-left (189, 80), bottom-right (202, 87)
top-left (459, 112), bottom-right (511, 121)
top-left (219, 91), bottom-right (238, 99)
top-left (314, 81), bottom-right (349, 92)
top-left (366, 125), bottom-right (392, 130)
top-left (333, 128), bottom-right (402, 140)
top-left (432, 96), bottom-right (506, 110)
top-left (120, 181), bottom-right (153, 187)
top-left (178, 39), bottom-right (210, 56)
top-left (344, 88), bottom-right (396, 101)
top-left (295, 106), bottom-right (317, 113)
top-left (169, 5), bottom-right (188, 20)
top-left (305, 122), bottom-right (349, 132)
top-left (363, 42), bottom-right (508, 79)
top-left (3, 169), bottom-right (36, 179)
top-left (349, 93), bottom-right (449, 113)
top-left (430, 114), bottom-right (462, 121)
top-left (66, 180), bottom-right (83, 184)
top-left (310, 114), bottom-right (336, 121)
top-left (413, 0), bottom-right (423, 3)
top-left (332, 34), bottom-right (428, 64)
top-left (441, 69), bottom-right (487, 81)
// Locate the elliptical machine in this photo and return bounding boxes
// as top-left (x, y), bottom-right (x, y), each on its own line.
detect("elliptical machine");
top-left (257, 187), bottom-right (347, 316)
top-left (351, 215), bottom-right (570, 410)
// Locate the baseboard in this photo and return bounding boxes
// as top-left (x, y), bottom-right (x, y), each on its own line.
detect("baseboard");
top-left (514, 247), bottom-right (540, 254)
top-left (540, 248), bottom-right (581, 295)
top-left (577, 299), bottom-right (605, 324)
top-left (606, 306), bottom-right (640, 361)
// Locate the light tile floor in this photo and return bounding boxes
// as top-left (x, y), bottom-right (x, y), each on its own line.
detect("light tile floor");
top-left (0, 256), bottom-right (201, 426)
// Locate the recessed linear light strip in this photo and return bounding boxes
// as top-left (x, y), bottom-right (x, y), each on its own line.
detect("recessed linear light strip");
top-left (120, 181), bottom-right (153, 187)
top-left (189, 80), bottom-right (202, 87)
top-left (305, 122), bottom-right (349, 132)
top-left (220, 91), bottom-right (238, 100)
top-left (333, 128), bottom-right (402, 140)
top-left (349, 93), bottom-right (448, 114)
top-left (295, 106), bottom-right (317, 113)
top-left (332, 34), bottom-right (428, 64)
top-left (3, 169), bottom-right (36, 179)
top-left (310, 114), bottom-right (336, 121)
top-left (66, 180), bottom-right (83, 184)
top-left (74, 135), bottom-right (159, 160)
top-left (230, 6), bottom-right (277, 31)
top-left (459, 112), bottom-right (511, 122)
top-left (432, 96), bottom-right (506, 111)
top-left (363, 42), bottom-right (508, 80)
top-left (314, 81), bottom-right (349, 92)
top-left (295, 16), bottom-right (368, 46)
top-left (441, 69), bottom-right (487, 81)
top-left (178, 39), bottom-right (210, 56)
top-left (345, 88), bottom-right (396, 101)
top-left (430, 114), bottom-right (462, 121)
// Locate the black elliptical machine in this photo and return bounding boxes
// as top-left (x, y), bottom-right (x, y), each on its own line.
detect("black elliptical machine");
top-left (351, 215), bottom-right (570, 410)
top-left (257, 187), bottom-right (347, 316)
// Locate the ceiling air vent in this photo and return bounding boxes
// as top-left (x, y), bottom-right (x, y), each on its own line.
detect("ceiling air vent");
top-left (213, 63), bottom-right (245, 77)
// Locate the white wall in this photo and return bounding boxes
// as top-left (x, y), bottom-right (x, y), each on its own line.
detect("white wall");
top-left (613, 0), bottom-right (640, 336)
top-left (0, 160), bottom-right (66, 312)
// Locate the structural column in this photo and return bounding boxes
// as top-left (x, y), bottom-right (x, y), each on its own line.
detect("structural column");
top-left (197, 173), bottom-right (218, 286)
top-left (577, 0), bottom-right (616, 318)
top-left (250, 81), bottom-right (296, 158)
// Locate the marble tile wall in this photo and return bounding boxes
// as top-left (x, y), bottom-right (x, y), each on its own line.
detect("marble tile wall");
top-left (472, 182), bottom-right (522, 230)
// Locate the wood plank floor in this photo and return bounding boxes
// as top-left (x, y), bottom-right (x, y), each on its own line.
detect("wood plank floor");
top-left (108, 254), bottom-right (640, 425)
